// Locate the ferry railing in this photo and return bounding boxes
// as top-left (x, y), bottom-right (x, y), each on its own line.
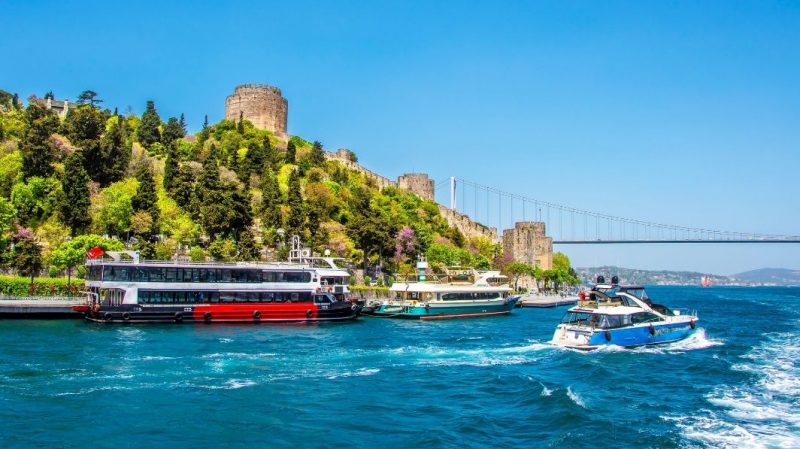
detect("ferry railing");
top-left (85, 257), bottom-right (349, 269)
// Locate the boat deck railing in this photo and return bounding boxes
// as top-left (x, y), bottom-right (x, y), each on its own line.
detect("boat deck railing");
top-left (85, 257), bottom-right (344, 269)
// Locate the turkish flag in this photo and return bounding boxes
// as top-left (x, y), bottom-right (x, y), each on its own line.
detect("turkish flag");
top-left (86, 246), bottom-right (105, 259)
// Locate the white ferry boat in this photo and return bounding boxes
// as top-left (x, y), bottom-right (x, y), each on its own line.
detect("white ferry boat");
top-left (364, 257), bottom-right (517, 319)
top-left (73, 241), bottom-right (359, 324)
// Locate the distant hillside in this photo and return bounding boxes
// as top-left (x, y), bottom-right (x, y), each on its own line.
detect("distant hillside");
top-left (574, 266), bottom-right (724, 286)
top-left (577, 266), bottom-right (800, 286)
top-left (732, 268), bottom-right (800, 285)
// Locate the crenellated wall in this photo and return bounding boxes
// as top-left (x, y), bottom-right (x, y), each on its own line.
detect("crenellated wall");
top-left (438, 206), bottom-right (498, 242)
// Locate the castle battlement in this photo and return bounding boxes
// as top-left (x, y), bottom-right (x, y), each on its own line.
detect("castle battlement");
top-left (225, 84), bottom-right (288, 138)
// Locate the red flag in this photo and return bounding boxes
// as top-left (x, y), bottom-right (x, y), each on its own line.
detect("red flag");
top-left (86, 246), bottom-right (105, 259)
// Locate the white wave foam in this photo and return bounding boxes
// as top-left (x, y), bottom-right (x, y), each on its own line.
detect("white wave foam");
top-left (196, 378), bottom-right (257, 390)
top-left (668, 329), bottom-right (800, 448)
top-left (566, 387), bottom-right (586, 409)
top-left (219, 338), bottom-right (233, 344)
top-left (632, 329), bottom-right (724, 354)
top-left (540, 384), bottom-right (553, 397)
top-left (326, 368), bottom-right (380, 379)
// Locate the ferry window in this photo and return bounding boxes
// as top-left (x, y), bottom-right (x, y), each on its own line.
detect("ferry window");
top-left (165, 268), bottom-right (177, 282)
top-left (147, 267), bottom-right (164, 282)
top-left (284, 272), bottom-right (311, 283)
top-left (220, 292), bottom-right (236, 303)
top-left (262, 271), bottom-right (276, 282)
top-left (246, 271), bottom-right (261, 283)
top-left (260, 292), bottom-right (274, 302)
top-left (220, 270), bottom-right (231, 283)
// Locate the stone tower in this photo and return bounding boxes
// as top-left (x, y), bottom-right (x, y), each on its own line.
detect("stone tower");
top-left (397, 173), bottom-right (435, 201)
top-left (502, 222), bottom-right (553, 269)
top-left (225, 84), bottom-right (288, 138)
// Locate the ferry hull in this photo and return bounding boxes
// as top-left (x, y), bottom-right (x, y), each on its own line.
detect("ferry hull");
top-left (552, 319), bottom-right (697, 350)
top-left (365, 297), bottom-right (518, 320)
top-left (81, 302), bottom-right (360, 324)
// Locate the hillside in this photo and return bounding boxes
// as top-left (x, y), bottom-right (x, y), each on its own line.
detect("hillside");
top-left (577, 266), bottom-right (800, 286)
top-left (0, 90), bottom-right (501, 280)
top-left (732, 268), bottom-right (800, 285)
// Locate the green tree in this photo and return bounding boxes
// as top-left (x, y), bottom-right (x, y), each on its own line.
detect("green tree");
top-left (237, 111), bottom-right (245, 134)
top-left (347, 188), bottom-right (396, 269)
top-left (60, 151), bottom-right (92, 235)
top-left (237, 228), bottom-right (260, 260)
top-left (504, 261), bottom-right (534, 291)
top-left (132, 163), bottom-right (159, 234)
top-left (286, 169), bottom-right (305, 235)
top-left (13, 235), bottom-right (43, 287)
top-left (162, 116), bottom-right (184, 146)
top-left (285, 140), bottom-right (296, 164)
top-left (260, 166), bottom-right (282, 229)
top-left (169, 163), bottom-right (196, 211)
top-left (137, 100), bottom-right (162, 149)
top-left (50, 235), bottom-right (123, 284)
top-left (77, 90), bottom-right (102, 107)
top-left (208, 237), bottom-right (237, 261)
top-left (163, 141), bottom-right (178, 191)
top-left (20, 103), bottom-right (59, 179)
top-left (245, 140), bottom-right (265, 176)
top-left (11, 176), bottom-right (62, 227)
top-left (97, 115), bottom-right (131, 185)
top-left (309, 140), bottom-right (325, 166)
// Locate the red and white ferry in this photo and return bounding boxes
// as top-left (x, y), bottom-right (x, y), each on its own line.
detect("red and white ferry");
top-left (74, 244), bottom-right (359, 324)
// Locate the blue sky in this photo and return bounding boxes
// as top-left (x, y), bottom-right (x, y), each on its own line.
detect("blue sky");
top-left (2, 1), bottom-right (798, 274)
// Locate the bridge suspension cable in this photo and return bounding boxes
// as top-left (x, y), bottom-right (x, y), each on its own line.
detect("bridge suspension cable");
top-left (442, 177), bottom-right (800, 243)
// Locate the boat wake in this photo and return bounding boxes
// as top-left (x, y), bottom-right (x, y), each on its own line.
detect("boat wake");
top-left (566, 387), bottom-right (586, 409)
top-left (665, 329), bottom-right (800, 448)
top-left (635, 329), bottom-right (724, 354)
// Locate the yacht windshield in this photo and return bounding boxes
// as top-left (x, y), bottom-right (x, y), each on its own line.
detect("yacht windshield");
top-left (560, 312), bottom-right (591, 325)
top-left (625, 288), bottom-right (650, 301)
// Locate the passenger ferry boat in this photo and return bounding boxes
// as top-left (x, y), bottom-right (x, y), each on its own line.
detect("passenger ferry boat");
top-left (551, 276), bottom-right (698, 349)
top-left (364, 257), bottom-right (517, 320)
top-left (73, 241), bottom-right (359, 324)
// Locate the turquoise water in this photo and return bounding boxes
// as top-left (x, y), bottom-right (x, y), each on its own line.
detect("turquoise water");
top-left (1, 287), bottom-right (798, 449)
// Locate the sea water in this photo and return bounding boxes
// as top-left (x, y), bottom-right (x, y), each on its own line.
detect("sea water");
top-left (0, 286), bottom-right (797, 449)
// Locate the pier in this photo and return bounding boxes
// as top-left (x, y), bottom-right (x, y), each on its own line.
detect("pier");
top-left (0, 296), bottom-right (84, 319)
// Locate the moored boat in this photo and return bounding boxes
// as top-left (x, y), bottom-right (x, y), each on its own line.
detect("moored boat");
top-left (364, 257), bottom-right (517, 319)
top-left (551, 276), bottom-right (698, 349)
top-left (74, 248), bottom-right (360, 324)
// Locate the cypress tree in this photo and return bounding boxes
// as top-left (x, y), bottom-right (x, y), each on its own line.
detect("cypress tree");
top-left (286, 140), bottom-right (296, 164)
top-left (98, 116), bottom-right (130, 185)
top-left (179, 113), bottom-right (186, 134)
top-left (237, 111), bottom-right (245, 134)
top-left (237, 228), bottom-right (260, 261)
top-left (137, 100), bottom-right (162, 148)
top-left (132, 163), bottom-right (159, 234)
top-left (60, 151), bottom-right (92, 235)
top-left (162, 116), bottom-right (184, 146)
top-left (309, 140), bottom-right (325, 166)
top-left (20, 103), bottom-right (59, 179)
top-left (245, 140), bottom-right (265, 175)
top-left (163, 142), bottom-right (178, 191)
top-left (169, 163), bottom-right (196, 211)
top-left (261, 166), bottom-right (282, 229)
top-left (286, 169), bottom-right (305, 235)
top-left (203, 115), bottom-right (208, 130)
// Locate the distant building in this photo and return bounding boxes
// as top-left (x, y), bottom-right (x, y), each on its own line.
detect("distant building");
top-left (38, 97), bottom-right (74, 118)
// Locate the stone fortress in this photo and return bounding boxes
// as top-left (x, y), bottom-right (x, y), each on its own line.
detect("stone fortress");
top-left (225, 84), bottom-right (288, 138)
top-left (225, 83), bottom-right (552, 269)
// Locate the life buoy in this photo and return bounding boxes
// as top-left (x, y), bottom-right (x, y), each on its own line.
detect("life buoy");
top-left (253, 310), bottom-right (261, 321)
top-left (92, 303), bottom-right (101, 313)
top-left (648, 324), bottom-right (655, 336)
top-left (174, 312), bottom-right (183, 323)
top-left (122, 312), bottom-right (131, 321)
top-left (605, 330), bottom-right (612, 342)
top-left (203, 312), bottom-right (212, 323)
top-left (306, 310), bottom-right (314, 319)
top-left (690, 320), bottom-right (696, 330)
top-left (103, 312), bottom-right (112, 321)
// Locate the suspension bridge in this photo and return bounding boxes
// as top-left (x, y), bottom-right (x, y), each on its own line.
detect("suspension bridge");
top-left (433, 177), bottom-right (800, 245)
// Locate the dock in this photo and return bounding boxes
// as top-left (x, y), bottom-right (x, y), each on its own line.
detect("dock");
top-left (518, 295), bottom-right (578, 308)
top-left (0, 296), bottom-right (85, 319)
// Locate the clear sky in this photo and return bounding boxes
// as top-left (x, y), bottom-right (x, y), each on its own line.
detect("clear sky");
top-left (2, 1), bottom-right (798, 274)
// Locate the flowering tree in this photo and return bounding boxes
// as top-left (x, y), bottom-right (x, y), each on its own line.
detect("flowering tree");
top-left (393, 226), bottom-right (417, 265)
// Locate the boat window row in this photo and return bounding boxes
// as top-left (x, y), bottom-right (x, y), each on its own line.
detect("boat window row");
top-left (321, 277), bottom-right (347, 286)
top-left (440, 292), bottom-right (501, 301)
top-left (91, 266), bottom-right (312, 284)
top-left (138, 290), bottom-right (313, 304)
top-left (561, 312), bottom-right (663, 328)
